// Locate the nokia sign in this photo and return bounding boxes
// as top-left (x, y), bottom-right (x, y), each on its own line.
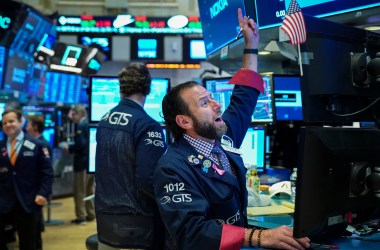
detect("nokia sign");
top-left (0, 15), bottom-right (11, 29)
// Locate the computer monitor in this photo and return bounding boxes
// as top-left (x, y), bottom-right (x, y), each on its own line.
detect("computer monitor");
top-left (22, 106), bottom-right (56, 128)
top-left (273, 75), bottom-right (303, 121)
top-left (89, 75), bottom-right (170, 123)
top-left (293, 127), bottom-right (380, 239)
top-left (88, 75), bottom-right (120, 123)
top-left (88, 125), bottom-right (97, 174)
top-left (239, 125), bottom-right (266, 173)
top-left (144, 78), bottom-right (170, 124)
top-left (203, 74), bottom-right (274, 124)
top-left (44, 71), bottom-right (83, 104)
top-left (2, 49), bottom-right (34, 93)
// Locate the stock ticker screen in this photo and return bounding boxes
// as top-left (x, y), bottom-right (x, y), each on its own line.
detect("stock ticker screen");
top-left (44, 71), bottom-right (82, 104)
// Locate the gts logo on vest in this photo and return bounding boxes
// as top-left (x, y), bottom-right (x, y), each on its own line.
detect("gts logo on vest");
top-left (210, 0), bottom-right (229, 19)
top-left (106, 112), bottom-right (132, 125)
top-left (0, 16), bottom-right (11, 29)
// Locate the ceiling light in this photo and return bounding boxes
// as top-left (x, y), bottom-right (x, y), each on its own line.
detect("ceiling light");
top-left (167, 15), bottom-right (188, 29)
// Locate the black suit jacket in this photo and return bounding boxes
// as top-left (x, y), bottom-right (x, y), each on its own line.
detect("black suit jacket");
top-left (0, 134), bottom-right (53, 213)
top-left (69, 118), bottom-right (89, 172)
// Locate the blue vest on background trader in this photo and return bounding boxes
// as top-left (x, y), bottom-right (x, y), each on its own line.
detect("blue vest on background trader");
top-left (95, 98), bottom-right (167, 249)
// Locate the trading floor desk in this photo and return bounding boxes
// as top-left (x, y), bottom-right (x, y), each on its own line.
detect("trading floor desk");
top-left (244, 196), bottom-right (380, 249)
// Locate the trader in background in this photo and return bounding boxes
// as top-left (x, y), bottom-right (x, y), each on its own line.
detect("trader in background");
top-left (95, 64), bottom-right (167, 250)
top-left (154, 8), bottom-right (310, 250)
top-left (26, 115), bottom-right (53, 250)
top-left (61, 105), bottom-right (95, 225)
top-left (0, 110), bottom-right (53, 250)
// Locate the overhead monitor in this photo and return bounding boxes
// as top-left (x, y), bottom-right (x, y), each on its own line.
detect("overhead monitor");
top-left (273, 75), bottom-right (303, 121)
top-left (293, 127), bottom-right (380, 240)
top-left (183, 37), bottom-right (206, 62)
top-left (203, 74), bottom-right (274, 124)
top-left (131, 36), bottom-right (163, 60)
top-left (78, 35), bottom-right (111, 61)
top-left (44, 71), bottom-right (83, 104)
top-left (10, 10), bottom-right (53, 55)
top-left (2, 49), bottom-right (34, 93)
top-left (255, 0), bottom-right (380, 30)
top-left (239, 125), bottom-right (266, 173)
top-left (197, 0), bottom-right (257, 56)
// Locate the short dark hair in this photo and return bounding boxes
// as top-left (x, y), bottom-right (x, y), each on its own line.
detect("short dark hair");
top-left (2, 110), bottom-right (22, 122)
top-left (118, 64), bottom-right (151, 97)
top-left (162, 81), bottom-right (200, 142)
top-left (28, 115), bottom-right (45, 134)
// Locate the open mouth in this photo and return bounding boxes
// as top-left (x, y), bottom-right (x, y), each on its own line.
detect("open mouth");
top-left (215, 117), bottom-right (223, 123)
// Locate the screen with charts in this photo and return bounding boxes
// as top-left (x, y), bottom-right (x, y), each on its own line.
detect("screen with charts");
top-left (273, 75), bottom-right (303, 121)
top-left (144, 78), bottom-right (170, 123)
top-left (3, 49), bottom-right (34, 93)
top-left (44, 72), bottom-right (83, 104)
top-left (89, 76), bottom-right (170, 123)
top-left (10, 10), bottom-right (53, 55)
top-left (203, 74), bottom-right (274, 123)
top-left (89, 75), bottom-right (122, 123)
top-left (239, 125), bottom-right (266, 173)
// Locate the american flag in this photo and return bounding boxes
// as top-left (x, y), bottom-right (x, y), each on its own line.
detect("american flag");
top-left (280, 0), bottom-right (306, 45)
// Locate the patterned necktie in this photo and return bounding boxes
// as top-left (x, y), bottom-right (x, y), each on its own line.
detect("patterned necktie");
top-left (211, 143), bottom-right (233, 175)
top-left (10, 139), bottom-right (17, 166)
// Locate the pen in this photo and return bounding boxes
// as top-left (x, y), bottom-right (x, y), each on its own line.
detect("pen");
top-left (235, 16), bottom-right (250, 40)
top-left (310, 243), bottom-right (340, 249)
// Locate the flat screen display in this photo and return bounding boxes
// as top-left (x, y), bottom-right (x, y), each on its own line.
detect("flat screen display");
top-left (22, 105), bottom-right (56, 128)
top-left (10, 10), bottom-right (53, 55)
top-left (255, 0), bottom-right (380, 29)
top-left (239, 125), bottom-right (266, 173)
top-left (0, 46), bottom-right (6, 84)
top-left (273, 75), bottom-right (303, 121)
top-left (144, 78), bottom-right (170, 123)
top-left (89, 76), bottom-right (170, 123)
top-left (88, 126), bottom-right (97, 173)
top-left (198, 0), bottom-right (251, 56)
top-left (28, 63), bottom-right (47, 97)
top-left (204, 74), bottom-right (274, 123)
top-left (78, 35), bottom-right (111, 61)
top-left (3, 49), bottom-right (34, 93)
top-left (131, 36), bottom-right (163, 60)
top-left (89, 75), bottom-right (120, 123)
top-left (44, 71), bottom-right (83, 104)
top-left (0, 103), bottom-right (6, 116)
